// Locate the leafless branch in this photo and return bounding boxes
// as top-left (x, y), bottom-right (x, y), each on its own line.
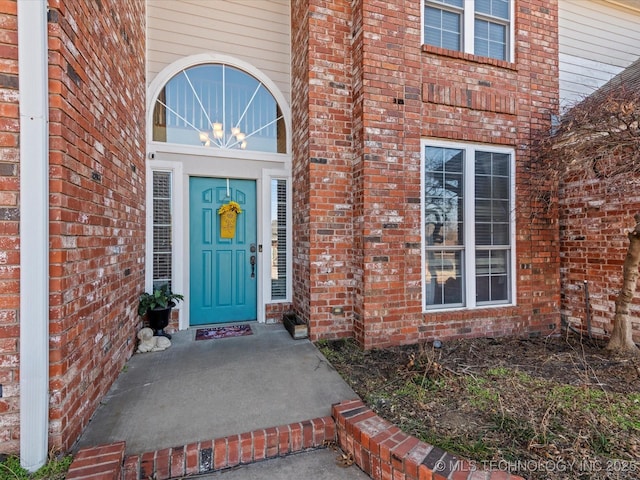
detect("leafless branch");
top-left (531, 85), bottom-right (640, 208)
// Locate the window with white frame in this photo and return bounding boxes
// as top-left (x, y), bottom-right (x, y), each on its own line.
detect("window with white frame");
top-left (152, 63), bottom-right (286, 153)
top-left (423, 0), bottom-right (511, 61)
top-left (152, 171), bottom-right (173, 290)
top-left (423, 141), bottom-right (513, 310)
top-left (270, 178), bottom-right (288, 300)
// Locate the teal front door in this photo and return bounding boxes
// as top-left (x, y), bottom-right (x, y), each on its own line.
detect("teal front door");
top-left (189, 177), bottom-right (257, 325)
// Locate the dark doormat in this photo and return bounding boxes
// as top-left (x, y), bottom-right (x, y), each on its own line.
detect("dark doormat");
top-left (195, 324), bottom-right (253, 341)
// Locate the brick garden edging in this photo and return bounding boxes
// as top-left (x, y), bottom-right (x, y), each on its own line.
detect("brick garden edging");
top-left (333, 399), bottom-right (526, 480)
top-left (67, 402), bottom-right (525, 480)
top-left (65, 442), bottom-right (127, 480)
top-left (66, 417), bottom-right (335, 480)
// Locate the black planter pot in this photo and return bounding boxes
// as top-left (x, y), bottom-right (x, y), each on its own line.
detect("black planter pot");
top-left (147, 302), bottom-right (175, 339)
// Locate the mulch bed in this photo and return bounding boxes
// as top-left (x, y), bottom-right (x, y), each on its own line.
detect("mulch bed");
top-left (319, 334), bottom-right (640, 480)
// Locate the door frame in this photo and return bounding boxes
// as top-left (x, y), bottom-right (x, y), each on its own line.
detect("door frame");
top-left (188, 176), bottom-right (258, 325)
top-left (145, 154), bottom-right (292, 330)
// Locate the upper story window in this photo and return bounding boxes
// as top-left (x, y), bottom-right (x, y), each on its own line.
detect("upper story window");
top-left (152, 64), bottom-right (287, 153)
top-left (423, 0), bottom-right (511, 61)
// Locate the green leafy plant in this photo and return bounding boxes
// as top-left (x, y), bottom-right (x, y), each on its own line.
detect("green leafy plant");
top-left (138, 284), bottom-right (184, 317)
top-left (0, 453), bottom-right (72, 480)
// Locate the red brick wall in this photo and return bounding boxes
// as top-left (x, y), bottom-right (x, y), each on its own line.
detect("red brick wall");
top-left (0, 0), bottom-right (19, 454)
top-left (46, 0), bottom-right (146, 451)
top-left (265, 302), bottom-right (292, 323)
top-left (291, 0), bottom-right (309, 329)
top-left (350, 0), bottom-right (365, 345)
top-left (291, 0), bottom-right (356, 341)
top-left (559, 177), bottom-right (640, 342)
top-left (294, 0), bottom-right (560, 348)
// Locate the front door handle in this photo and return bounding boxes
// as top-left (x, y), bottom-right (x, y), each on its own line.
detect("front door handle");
top-left (250, 255), bottom-right (256, 278)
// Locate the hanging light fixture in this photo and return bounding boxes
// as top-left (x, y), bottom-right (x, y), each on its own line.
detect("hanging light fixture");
top-left (199, 122), bottom-right (247, 149)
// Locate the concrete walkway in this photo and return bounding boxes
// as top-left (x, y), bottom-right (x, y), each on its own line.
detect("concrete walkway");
top-left (71, 322), bottom-right (369, 479)
top-left (75, 322), bottom-right (358, 455)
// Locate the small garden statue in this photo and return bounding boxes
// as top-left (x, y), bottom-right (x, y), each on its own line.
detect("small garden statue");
top-left (137, 327), bottom-right (171, 353)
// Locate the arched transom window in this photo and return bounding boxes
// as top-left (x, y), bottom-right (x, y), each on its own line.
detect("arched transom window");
top-left (152, 64), bottom-right (286, 153)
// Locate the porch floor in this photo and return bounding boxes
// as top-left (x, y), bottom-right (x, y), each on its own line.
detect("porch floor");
top-left (73, 322), bottom-right (358, 456)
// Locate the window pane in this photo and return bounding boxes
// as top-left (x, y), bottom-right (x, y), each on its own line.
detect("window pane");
top-left (153, 225), bottom-right (171, 250)
top-left (475, 0), bottom-right (491, 15)
top-left (493, 200), bottom-right (509, 222)
top-left (153, 171), bottom-right (172, 290)
top-left (153, 198), bottom-right (170, 224)
top-left (490, 250), bottom-right (508, 274)
top-left (424, 28), bottom-right (441, 46)
top-left (442, 31), bottom-right (461, 51)
top-left (271, 179), bottom-right (287, 299)
top-left (490, 275), bottom-right (509, 301)
top-left (426, 147), bottom-right (463, 172)
top-left (476, 220), bottom-right (509, 246)
top-left (436, 0), bottom-right (464, 7)
top-left (475, 151), bottom-right (510, 247)
top-left (424, 6), bottom-right (461, 51)
top-left (425, 250), bottom-right (463, 306)
top-left (475, 0), bottom-right (509, 19)
top-left (442, 220), bottom-right (464, 246)
top-left (474, 20), bottom-right (506, 60)
top-left (153, 253), bottom-right (172, 291)
top-left (492, 223), bottom-right (509, 245)
top-left (476, 250), bottom-right (509, 303)
top-left (476, 151), bottom-right (510, 181)
top-left (425, 6), bottom-right (442, 28)
top-left (153, 64), bottom-right (286, 153)
top-left (475, 19), bottom-right (488, 38)
top-left (489, 22), bottom-right (505, 41)
top-left (476, 275), bottom-right (489, 302)
top-left (476, 223), bottom-right (491, 245)
top-left (493, 155), bottom-right (509, 175)
top-left (475, 176), bottom-right (491, 198)
top-left (445, 172), bottom-right (462, 193)
top-left (442, 10), bottom-right (461, 30)
top-left (425, 147), bottom-right (464, 246)
top-left (493, 176), bottom-right (509, 198)
top-left (489, 41), bottom-right (506, 61)
top-left (475, 199), bottom-right (491, 222)
top-left (475, 39), bottom-right (489, 58)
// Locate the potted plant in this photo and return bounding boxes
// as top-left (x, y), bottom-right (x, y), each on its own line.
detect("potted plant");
top-left (138, 284), bottom-right (184, 339)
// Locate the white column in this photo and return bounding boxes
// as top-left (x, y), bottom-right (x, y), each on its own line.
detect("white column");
top-left (18, 0), bottom-right (49, 471)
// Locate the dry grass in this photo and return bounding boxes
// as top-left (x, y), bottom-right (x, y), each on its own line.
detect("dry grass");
top-left (318, 334), bottom-right (640, 480)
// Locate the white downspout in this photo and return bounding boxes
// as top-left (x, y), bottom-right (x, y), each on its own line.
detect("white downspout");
top-left (18, 0), bottom-right (49, 471)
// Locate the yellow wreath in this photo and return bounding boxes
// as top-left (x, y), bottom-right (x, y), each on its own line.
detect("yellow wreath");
top-left (218, 201), bottom-right (242, 215)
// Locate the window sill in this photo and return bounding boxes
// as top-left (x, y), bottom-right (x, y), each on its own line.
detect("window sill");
top-left (421, 44), bottom-right (517, 71)
top-left (423, 301), bottom-right (516, 314)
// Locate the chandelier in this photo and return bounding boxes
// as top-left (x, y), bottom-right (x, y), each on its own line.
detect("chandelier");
top-left (199, 122), bottom-right (247, 149)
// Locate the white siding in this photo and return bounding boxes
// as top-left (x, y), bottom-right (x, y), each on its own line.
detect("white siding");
top-left (147, 0), bottom-right (291, 102)
top-left (559, 0), bottom-right (640, 107)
